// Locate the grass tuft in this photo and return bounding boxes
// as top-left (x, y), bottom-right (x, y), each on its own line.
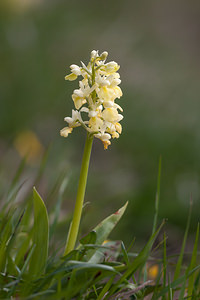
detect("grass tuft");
top-left (0, 158), bottom-right (199, 299)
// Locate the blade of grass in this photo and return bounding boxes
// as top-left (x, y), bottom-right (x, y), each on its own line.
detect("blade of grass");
top-left (15, 231), bottom-right (32, 268)
top-left (14, 202), bottom-right (33, 267)
top-left (3, 179), bottom-right (28, 213)
top-left (168, 274), bottom-right (173, 300)
top-left (110, 280), bottom-right (153, 300)
top-left (93, 285), bottom-right (98, 298)
top-left (50, 175), bottom-right (69, 238)
top-left (10, 156), bottom-right (27, 189)
top-left (152, 156), bottom-right (162, 235)
top-left (106, 221), bottom-right (165, 298)
top-left (173, 197), bottom-right (192, 282)
top-left (187, 223), bottom-right (199, 298)
top-left (156, 265), bottom-right (200, 298)
top-left (96, 275), bottom-right (115, 300)
top-left (7, 244), bottom-right (36, 297)
top-left (178, 274), bottom-right (187, 299)
top-left (162, 232), bottom-right (167, 300)
top-left (26, 290), bottom-right (54, 299)
top-left (52, 262), bottom-right (118, 300)
top-left (151, 265), bottom-right (164, 300)
top-left (6, 209), bottom-right (25, 251)
top-left (34, 148), bottom-right (49, 186)
top-left (192, 270), bottom-right (200, 299)
top-left (0, 215), bottom-right (12, 272)
top-left (121, 241), bottom-right (130, 266)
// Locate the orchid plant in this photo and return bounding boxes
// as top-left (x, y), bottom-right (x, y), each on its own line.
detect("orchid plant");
top-left (60, 50), bottom-right (124, 255)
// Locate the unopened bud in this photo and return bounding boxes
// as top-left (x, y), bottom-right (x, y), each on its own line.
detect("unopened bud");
top-left (91, 50), bottom-right (99, 60)
top-left (100, 51), bottom-right (108, 61)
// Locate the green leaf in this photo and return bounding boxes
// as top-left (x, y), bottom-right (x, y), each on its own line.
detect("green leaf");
top-left (59, 261), bottom-right (117, 299)
top-left (29, 187), bottom-right (49, 278)
top-left (87, 202), bottom-right (128, 263)
top-left (173, 199), bottom-right (192, 282)
top-left (168, 274), bottom-right (173, 300)
top-left (156, 265), bottom-right (200, 298)
top-left (10, 156), bottom-right (27, 189)
top-left (192, 270), bottom-right (200, 299)
top-left (96, 276), bottom-right (115, 300)
top-left (162, 232), bottom-right (167, 300)
top-left (152, 156), bottom-right (162, 235)
top-left (80, 230), bottom-right (97, 245)
top-left (49, 175), bottom-right (69, 238)
top-left (121, 241), bottom-right (130, 266)
top-left (0, 215), bottom-right (12, 272)
top-left (187, 223), bottom-right (199, 298)
top-left (106, 221), bottom-right (164, 298)
top-left (93, 201), bottom-right (128, 245)
top-left (7, 244), bottom-right (36, 297)
top-left (14, 232), bottom-right (32, 268)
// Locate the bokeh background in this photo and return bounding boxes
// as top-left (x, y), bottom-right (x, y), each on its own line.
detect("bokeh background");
top-left (1, 0), bottom-right (200, 247)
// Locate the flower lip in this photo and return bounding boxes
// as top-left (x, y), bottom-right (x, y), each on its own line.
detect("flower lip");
top-left (60, 127), bottom-right (73, 137)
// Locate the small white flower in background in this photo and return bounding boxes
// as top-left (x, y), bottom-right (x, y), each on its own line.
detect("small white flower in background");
top-left (60, 50), bottom-right (123, 149)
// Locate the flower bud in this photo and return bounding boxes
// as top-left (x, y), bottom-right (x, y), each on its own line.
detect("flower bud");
top-left (91, 50), bottom-right (99, 60)
top-left (100, 51), bottom-right (108, 61)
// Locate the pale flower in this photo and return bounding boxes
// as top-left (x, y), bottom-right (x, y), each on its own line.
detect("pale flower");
top-left (103, 61), bottom-right (120, 73)
top-left (88, 117), bottom-right (104, 132)
top-left (91, 50), bottom-right (99, 60)
top-left (97, 86), bottom-right (122, 103)
top-left (102, 108), bottom-right (123, 123)
top-left (72, 80), bottom-right (97, 109)
top-left (65, 73), bottom-right (77, 81)
top-left (70, 64), bottom-right (82, 75)
top-left (61, 50), bottom-right (123, 149)
top-left (64, 110), bottom-right (82, 127)
top-left (65, 64), bottom-right (83, 81)
top-left (60, 127), bottom-right (73, 137)
top-left (94, 132), bottom-right (111, 150)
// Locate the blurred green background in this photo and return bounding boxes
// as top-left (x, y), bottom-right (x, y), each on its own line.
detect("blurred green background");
top-left (1, 0), bottom-right (200, 246)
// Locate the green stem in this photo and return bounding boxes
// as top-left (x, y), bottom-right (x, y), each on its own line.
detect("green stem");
top-left (64, 133), bottom-right (93, 255)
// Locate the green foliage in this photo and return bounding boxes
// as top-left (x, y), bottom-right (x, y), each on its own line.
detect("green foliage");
top-left (85, 201), bottom-right (128, 263)
top-left (29, 187), bottom-right (49, 279)
top-left (186, 223), bottom-right (199, 299)
top-left (0, 159), bottom-right (200, 299)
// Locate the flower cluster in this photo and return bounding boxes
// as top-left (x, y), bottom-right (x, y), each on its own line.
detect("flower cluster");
top-left (60, 50), bottom-right (123, 149)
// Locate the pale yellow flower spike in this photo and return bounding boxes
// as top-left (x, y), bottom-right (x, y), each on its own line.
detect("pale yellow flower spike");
top-left (61, 50), bottom-right (123, 149)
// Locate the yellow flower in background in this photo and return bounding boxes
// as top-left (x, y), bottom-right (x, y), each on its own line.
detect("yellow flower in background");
top-left (148, 264), bottom-right (159, 280)
top-left (14, 130), bottom-right (44, 163)
top-left (60, 50), bottom-right (123, 149)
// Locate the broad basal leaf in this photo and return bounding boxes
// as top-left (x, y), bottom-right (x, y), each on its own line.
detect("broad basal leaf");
top-left (29, 187), bottom-right (49, 278)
